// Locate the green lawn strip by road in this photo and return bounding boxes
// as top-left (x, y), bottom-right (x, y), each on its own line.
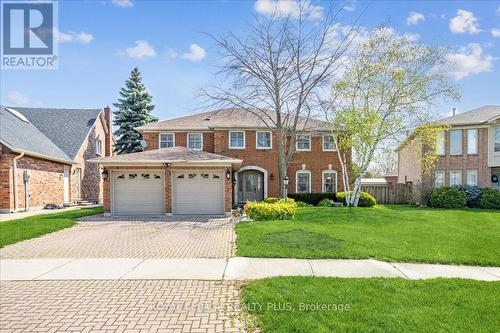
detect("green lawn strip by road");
top-left (242, 277), bottom-right (500, 333)
top-left (0, 207), bottom-right (103, 248)
top-left (236, 205), bottom-right (500, 266)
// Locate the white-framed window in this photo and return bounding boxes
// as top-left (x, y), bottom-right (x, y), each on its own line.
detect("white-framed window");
top-left (229, 131), bottom-right (245, 149)
top-left (296, 133), bottom-right (311, 151)
top-left (467, 170), bottom-right (478, 186)
top-left (467, 129), bottom-right (477, 155)
top-left (450, 130), bottom-right (462, 155)
top-left (95, 138), bottom-right (102, 156)
top-left (495, 127), bottom-right (500, 152)
top-left (322, 171), bottom-right (337, 192)
top-left (159, 133), bottom-right (175, 148)
top-left (436, 131), bottom-right (445, 155)
top-left (256, 131), bottom-right (272, 149)
top-left (322, 134), bottom-right (335, 151)
top-left (434, 170), bottom-right (445, 187)
top-left (450, 170), bottom-right (462, 186)
top-left (296, 170), bottom-right (311, 193)
top-left (188, 133), bottom-right (203, 150)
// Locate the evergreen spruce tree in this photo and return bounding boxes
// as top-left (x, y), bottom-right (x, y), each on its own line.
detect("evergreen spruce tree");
top-left (113, 67), bottom-right (157, 154)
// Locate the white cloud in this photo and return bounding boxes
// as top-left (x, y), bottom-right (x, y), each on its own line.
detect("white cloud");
top-left (58, 30), bottom-right (94, 44)
top-left (491, 28), bottom-right (500, 37)
top-left (254, 0), bottom-right (323, 21)
top-left (181, 44), bottom-right (206, 62)
top-left (406, 11), bottom-right (425, 26)
top-left (165, 48), bottom-right (178, 60)
top-left (125, 40), bottom-right (156, 59)
top-left (446, 43), bottom-right (495, 79)
top-left (449, 9), bottom-right (481, 34)
top-left (497, 6), bottom-right (500, 15)
top-left (343, 1), bottom-right (356, 12)
top-left (403, 32), bottom-right (420, 42)
top-left (7, 91), bottom-right (30, 105)
top-left (111, 0), bottom-right (133, 8)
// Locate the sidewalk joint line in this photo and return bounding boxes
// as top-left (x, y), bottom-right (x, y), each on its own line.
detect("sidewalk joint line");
top-left (119, 258), bottom-right (147, 280)
top-left (391, 264), bottom-right (410, 279)
top-left (308, 260), bottom-right (316, 276)
top-left (33, 258), bottom-right (78, 280)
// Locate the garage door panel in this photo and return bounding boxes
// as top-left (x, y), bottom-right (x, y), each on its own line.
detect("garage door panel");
top-left (113, 171), bottom-right (164, 215)
top-left (173, 171), bottom-right (224, 215)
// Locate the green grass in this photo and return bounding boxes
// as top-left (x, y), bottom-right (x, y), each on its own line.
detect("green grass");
top-left (0, 207), bottom-right (103, 248)
top-left (242, 277), bottom-right (500, 333)
top-left (236, 205), bottom-right (500, 265)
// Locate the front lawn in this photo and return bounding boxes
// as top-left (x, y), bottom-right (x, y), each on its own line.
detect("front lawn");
top-left (236, 205), bottom-right (500, 266)
top-left (242, 277), bottom-right (500, 333)
top-left (0, 207), bottom-right (103, 248)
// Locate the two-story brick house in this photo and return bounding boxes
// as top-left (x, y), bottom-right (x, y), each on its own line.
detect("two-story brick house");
top-left (93, 108), bottom-right (351, 216)
top-left (0, 106), bottom-right (113, 213)
top-left (398, 105), bottom-right (500, 189)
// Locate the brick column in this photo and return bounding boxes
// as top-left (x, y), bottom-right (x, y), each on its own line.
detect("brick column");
top-left (224, 168), bottom-right (233, 214)
top-left (0, 152), bottom-right (14, 211)
top-left (164, 166), bottom-right (172, 214)
top-left (103, 168), bottom-right (111, 215)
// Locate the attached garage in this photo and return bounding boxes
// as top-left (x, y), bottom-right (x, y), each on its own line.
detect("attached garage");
top-left (172, 171), bottom-right (224, 215)
top-left (112, 171), bottom-right (164, 215)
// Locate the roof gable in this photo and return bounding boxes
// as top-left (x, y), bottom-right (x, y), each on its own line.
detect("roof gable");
top-left (438, 105), bottom-right (500, 126)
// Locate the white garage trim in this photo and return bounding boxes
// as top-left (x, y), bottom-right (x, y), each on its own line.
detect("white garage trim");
top-left (234, 165), bottom-right (268, 204)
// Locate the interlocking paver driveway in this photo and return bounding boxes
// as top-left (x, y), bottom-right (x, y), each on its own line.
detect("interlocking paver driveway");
top-left (0, 280), bottom-right (246, 333)
top-left (0, 215), bottom-right (236, 259)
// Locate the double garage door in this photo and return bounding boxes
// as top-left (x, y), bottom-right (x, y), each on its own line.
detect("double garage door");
top-left (112, 170), bottom-right (224, 215)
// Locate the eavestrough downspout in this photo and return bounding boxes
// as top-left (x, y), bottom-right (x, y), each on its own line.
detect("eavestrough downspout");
top-left (12, 152), bottom-right (24, 212)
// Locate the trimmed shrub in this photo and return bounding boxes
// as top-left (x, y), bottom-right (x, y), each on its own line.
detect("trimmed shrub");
top-left (453, 185), bottom-right (484, 208)
top-left (263, 197), bottom-right (280, 204)
top-left (428, 187), bottom-right (466, 208)
top-left (317, 199), bottom-right (334, 207)
top-left (287, 192), bottom-right (336, 206)
top-left (296, 201), bottom-right (313, 207)
top-left (336, 192), bottom-right (377, 207)
top-left (478, 188), bottom-right (500, 209)
top-left (245, 200), bottom-right (297, 221)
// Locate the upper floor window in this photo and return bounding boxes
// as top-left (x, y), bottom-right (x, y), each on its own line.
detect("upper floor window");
top-left (467, 129), bottom-right (477, 155)
top-left (160, 133), bottom-right (175, 148)
top-left (323, 134), bottom-right (335, 151)
top-left (322, 171), bottom-right (337, 192)
top-left (229, 131), bottom-right (245, 149)
top-left (467, 170), bottom-right (478, 186)
top-left (450, 130), bottom-right (462, 155)
top-left (436, 132), bottom-right (445, 155)
top-left (495, 127), bottom-right (500, 152)
top-left (296, 170), bottom-right (311, 193)
top-left (450, 170), bottom-right (462, 186)
top-left (434, 170), bottom-right (445, 187)
top-left (256, 131), bottom-right (272, 149)
top-left (188, 133), bottom-right (203, 150)
top-left (296, 133), bottom-right (311, 151)
top-left (95, 138), bottom-right (102, 156)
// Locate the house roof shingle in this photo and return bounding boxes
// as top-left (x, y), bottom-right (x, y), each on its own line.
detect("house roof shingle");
top-left (438, 105), bottom-right (500, 126)
top-left (90, 147), bottom-right (242, 165)
top-left (0, 107), bottom-right (73, 163)
top-left (11, 106), bottom-right (103, 159)
top-left (136, 108), bottom-right (329, 132)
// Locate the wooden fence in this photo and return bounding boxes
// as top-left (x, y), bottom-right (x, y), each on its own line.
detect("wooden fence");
top-left (361, 183), bottom-right (412, 204)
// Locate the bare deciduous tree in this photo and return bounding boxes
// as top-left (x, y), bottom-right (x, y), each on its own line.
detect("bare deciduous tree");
top-left (203, 3), bottom-right (356, 197)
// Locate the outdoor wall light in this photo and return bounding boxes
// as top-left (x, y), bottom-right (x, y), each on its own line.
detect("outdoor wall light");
top-left (232, 179), bottom-right (237, 185)
top-left (283, 176), bottom-right (289, 187)
top-left (164, 162), bottom-right (171, 167)
top-left (226, 169), bottom-right (231, 179)
top-left (101, 170), bottom-right (109, 180)
top-left (270, 173), bottom-right (275, 181)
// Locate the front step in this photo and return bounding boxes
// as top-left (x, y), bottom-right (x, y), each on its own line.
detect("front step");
top-left (63, 202), bottom-right (79, 207)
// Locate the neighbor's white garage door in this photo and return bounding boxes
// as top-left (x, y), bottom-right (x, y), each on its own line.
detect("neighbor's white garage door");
top-left (173, 171), bottom-right (224, 215)
top-left (113, 171), bottom-right (164, 215)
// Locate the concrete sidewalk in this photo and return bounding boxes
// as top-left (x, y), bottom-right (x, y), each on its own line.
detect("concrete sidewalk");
top-left (1, 257), bottom-right (499, 281)
top-left (0, 205), bottom-right (102, 222)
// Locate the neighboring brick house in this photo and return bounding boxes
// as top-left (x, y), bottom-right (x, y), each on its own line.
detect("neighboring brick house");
top-left (398, 105), bottom-right (500, 189)
top-left (92, 108), bottom-right (351, 216)
top-left (0, 106), bottom-right (113, 213)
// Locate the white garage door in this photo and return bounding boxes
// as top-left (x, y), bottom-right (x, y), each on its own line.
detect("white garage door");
top-left (173, 171), bottom-right (224, 215)
top-left (113, 171), bottom-right (164, 215)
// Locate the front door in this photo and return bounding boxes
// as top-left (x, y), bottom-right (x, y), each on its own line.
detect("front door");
top-left (238, 171), bottom-right (264, 202)
top-left (75, 169), bottom-right (81, 200)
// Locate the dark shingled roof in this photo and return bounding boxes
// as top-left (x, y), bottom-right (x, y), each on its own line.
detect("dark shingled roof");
top-left (438, 105), bottom-right (500, 126)
top-left (11, 106), bottom-right (102, 159)
top-left (0, 107), bottom-right (73, 163)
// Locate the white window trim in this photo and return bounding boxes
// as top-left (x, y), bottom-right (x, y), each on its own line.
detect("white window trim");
top-left (449, 170), bottom-right (462, 186)
top-left (295, 170), bottom-right (312, 193)
top-left (450, 129), bottom-right (462, 156)
top-left (95, 138), bottom-right (102, 156)
top-left (466, 170), bottom-right (478, 186)
top-left (322, 170), bottom-right (338, 192)
top-left (296, 133), bottom-right (311, 151)
top-left (256, 131), bottom-right (272, 150)
top-left (434, 170), bottom-right (445, 187)
top-left (322, 134), bottom-right (336, 152)
top-left (187, 133), bottom-right (203, 151)
top-left (436, 131), bottom-right (445, 156)
top-left (229, 131), bottom-right (246, 149)
top-left (159, 133), bottom-right (175, 148)
top-left (467, 129), bottom-right (478, 155)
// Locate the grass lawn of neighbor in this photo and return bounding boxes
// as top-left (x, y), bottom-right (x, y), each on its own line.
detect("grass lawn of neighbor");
top-left (0, 207), bottom-right (103, 248)
top-left (236, 205), bottom-right (500, 266)
top-left (242, 277), bottom-right (500, 333)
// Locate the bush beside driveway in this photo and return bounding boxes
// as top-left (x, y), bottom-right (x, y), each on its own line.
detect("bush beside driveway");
top-left (236, 205), bottom-right (500, 266)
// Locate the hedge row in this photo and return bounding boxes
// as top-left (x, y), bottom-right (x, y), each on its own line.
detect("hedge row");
top-left (287, 192), bottom-right (376, 207)
top-left (428, 186), bottom-right (500, 209)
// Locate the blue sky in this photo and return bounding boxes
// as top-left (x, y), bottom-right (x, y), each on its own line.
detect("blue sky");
top-left (1, 0), bottom-right (500, 121)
